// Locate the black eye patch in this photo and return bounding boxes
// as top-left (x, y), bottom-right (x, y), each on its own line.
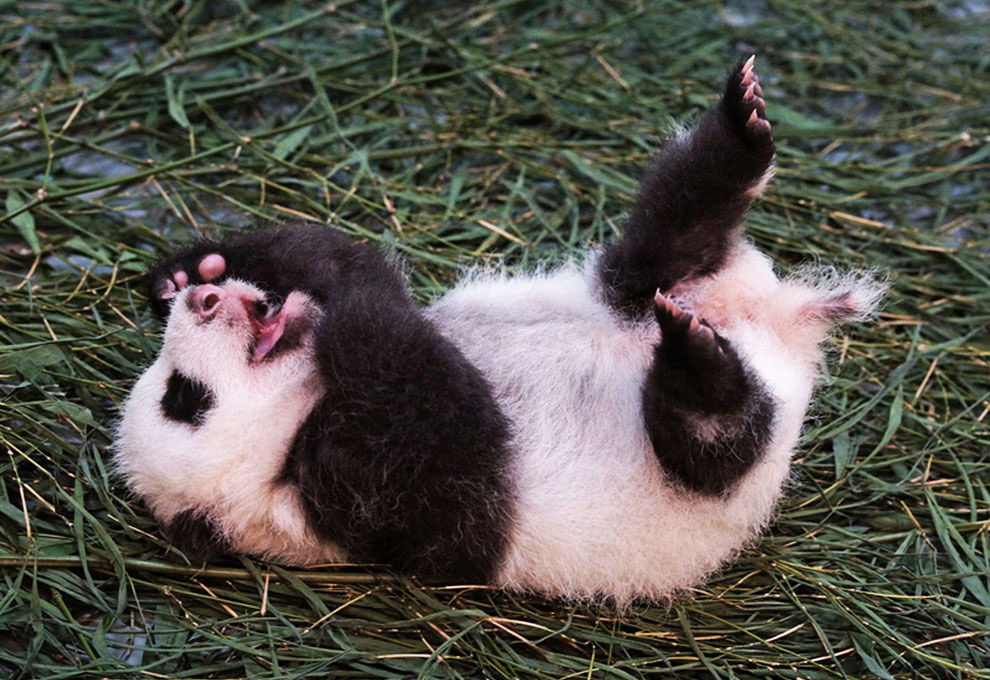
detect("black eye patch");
top-left (161, 371), bottom-right (214, 425)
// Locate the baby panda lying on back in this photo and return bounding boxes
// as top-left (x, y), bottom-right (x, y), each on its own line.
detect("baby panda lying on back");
top-left (116, 57), bottom-right (881, 602)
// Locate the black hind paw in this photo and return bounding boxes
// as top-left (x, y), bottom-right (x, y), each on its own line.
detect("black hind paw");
top-left (723, 55), bottom-right (773, 149)
top-left (654, 292), bottom-right (726, 360)
top-left (645, 293), bottom-right (777, 494)
top-left (653, 292), bottom-right (751, 414)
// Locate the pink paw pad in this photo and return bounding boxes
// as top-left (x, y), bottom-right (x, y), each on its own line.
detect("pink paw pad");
top-left (157, 253), bottom-right (227, 302)
top-left (198, 253), bottom-right (226, 281)
top-left (157, 278), bottom-right (178, 301)
top-left (159, 269), bottom-right (188, 300)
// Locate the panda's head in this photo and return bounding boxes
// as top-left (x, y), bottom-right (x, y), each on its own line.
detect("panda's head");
top-left (115, 280), bottom-right (326, 524)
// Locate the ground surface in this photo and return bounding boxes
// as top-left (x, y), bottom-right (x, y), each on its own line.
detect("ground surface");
top-left (1, 1), bottom-right (988, 678)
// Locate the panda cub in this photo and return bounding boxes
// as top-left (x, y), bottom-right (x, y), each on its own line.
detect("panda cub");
top-left (116, 57), bottom-right (881, 602)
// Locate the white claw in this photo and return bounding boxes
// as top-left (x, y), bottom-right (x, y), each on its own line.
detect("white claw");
top-left (748, 109), bottom-right (759, 125)
top-left (744, 83), bottom-right (756, 100)
top-left (689, 317), bottom-right (700, 331)
top-left (742, 54), bottom-right (756, 75)
top-left (741, 70), bottom-right (754, 86)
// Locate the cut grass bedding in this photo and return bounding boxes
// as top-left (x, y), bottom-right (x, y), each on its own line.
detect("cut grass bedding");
top-left (1, 1), bottom-right (988, 678)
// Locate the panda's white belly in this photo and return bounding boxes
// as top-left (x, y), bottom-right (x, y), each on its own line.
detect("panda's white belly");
top-left (427, 264), bottom-right (803, 600)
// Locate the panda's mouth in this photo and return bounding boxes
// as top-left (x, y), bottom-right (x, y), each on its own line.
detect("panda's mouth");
top-left (243, 298), bottom-right (287, 362)
top-left (185, 282), bottom-right (315, 363)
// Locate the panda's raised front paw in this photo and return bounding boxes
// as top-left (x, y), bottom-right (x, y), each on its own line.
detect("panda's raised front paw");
top-left (149, 251), bottom-right (228, 319)
top-left (152, 253), bottom-right (227, 303)
top-left (725, 55), bottom-right (773, 147)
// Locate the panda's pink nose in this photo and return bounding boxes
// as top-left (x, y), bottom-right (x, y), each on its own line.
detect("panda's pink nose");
top-left (190, 285), bottom-right (226, 318)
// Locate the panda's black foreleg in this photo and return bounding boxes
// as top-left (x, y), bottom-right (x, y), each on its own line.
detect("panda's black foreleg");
top-left (147, 225), bottom-right (407, 320)
top-left (599, 56), bottom-right (775, 316)
top-left (280, 286), bottom-right (515, 582)
top-left (643, 293), bottom-right (776, 496)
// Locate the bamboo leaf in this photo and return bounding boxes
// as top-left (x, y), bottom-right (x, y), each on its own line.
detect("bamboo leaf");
top-left (272, 124), bottom-right (313, 160)
top-left (165, 75), bottom-right (190, 130)
top-left (5, 190), bottom-right (40, 254)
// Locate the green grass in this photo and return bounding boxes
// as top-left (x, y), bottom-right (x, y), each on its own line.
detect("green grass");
top-left (1, 1), bottom-right (988, 677)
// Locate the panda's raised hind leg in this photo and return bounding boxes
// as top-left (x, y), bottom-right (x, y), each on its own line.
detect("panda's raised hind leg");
top-left (599, 56), bottom-right (775, 316)
top-left (643, 293), bottom-right (776, 496)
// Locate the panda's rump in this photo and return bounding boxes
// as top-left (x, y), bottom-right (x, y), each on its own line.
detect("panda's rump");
top-left (428, 264), bottom-right (804, 600)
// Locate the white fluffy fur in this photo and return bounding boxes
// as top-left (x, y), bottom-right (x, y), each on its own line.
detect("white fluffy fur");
top-left (116, 245), bottom-right (882, 601)
top-left (426, 245), bottom-right (881, 601)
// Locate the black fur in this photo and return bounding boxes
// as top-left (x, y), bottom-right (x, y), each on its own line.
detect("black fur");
top-left (165, 509), bottom-right (230, 559)
top-left (152, 225), bottom-right (515, 581)
top-left (160, 370), bottom-right (214, 425)
top-left (281, 285), bottom-right (514, 582)
top-left (598, 58), bottom-right (775, 316)
top-left (644, 300), bottom-right (776, 495)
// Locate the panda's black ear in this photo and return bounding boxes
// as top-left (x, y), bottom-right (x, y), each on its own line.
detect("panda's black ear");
top-left (164, 509), bottom-right (230, 560)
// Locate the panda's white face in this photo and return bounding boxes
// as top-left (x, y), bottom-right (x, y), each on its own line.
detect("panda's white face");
top-left (115, 280), bottom-right (332, 561)
top-left (160, 279), bottom-right (320, 392)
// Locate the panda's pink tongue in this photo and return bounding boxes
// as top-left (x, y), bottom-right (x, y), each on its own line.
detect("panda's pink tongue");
top-left (252, 308), bottom-right (286, 362)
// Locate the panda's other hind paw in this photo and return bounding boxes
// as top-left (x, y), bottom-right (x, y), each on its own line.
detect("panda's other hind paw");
top-left (654, 292), bottom-right (725, 359)
top-left (644, 291), bottom-right (776, 493)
